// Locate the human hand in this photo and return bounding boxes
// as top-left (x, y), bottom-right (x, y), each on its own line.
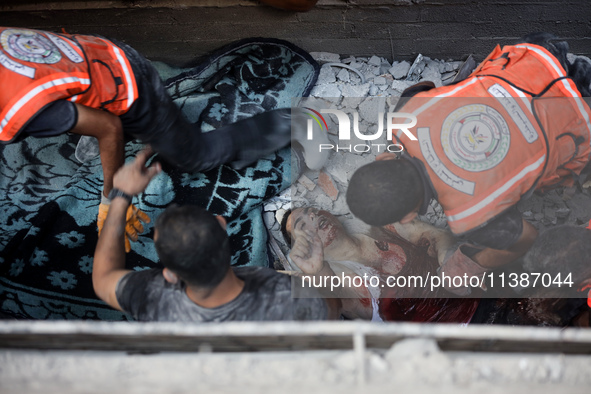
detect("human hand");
top-left (113, 148), bottom-right (161, 196)
top-left (289, 226), bottom-right (325, 275)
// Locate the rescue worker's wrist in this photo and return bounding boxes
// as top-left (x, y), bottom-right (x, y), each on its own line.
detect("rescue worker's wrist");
top-left (107, 188), bottom-right (133, 205)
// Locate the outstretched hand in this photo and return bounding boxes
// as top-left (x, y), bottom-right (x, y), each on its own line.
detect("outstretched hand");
top-left (113, 148), bottom-right (161, 196)
top-left (289, 226), bottom-right (326, 275)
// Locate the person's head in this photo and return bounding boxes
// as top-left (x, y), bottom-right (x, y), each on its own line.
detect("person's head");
top-left (346, 159), bottom-right (423, 226)
top-left (281, 207), bottom-right (350, 251)
top-left (154, 204), bottom-right (231, 288)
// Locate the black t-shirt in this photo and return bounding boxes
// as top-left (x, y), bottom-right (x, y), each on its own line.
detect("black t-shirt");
top-left (22, 100), bottom-right (78, 138)
top-left (115, 266), bottom-right (329, 322)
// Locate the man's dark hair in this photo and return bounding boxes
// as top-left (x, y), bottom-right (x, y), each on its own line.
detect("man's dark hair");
top-left (523, 225), bottom-right (591, 285)
top-left (346, 160), bottom-right (423, 226)
top-left (280, 208), bottom-right (293, 246)
top-left (154, 205), bottom-right (231, 288)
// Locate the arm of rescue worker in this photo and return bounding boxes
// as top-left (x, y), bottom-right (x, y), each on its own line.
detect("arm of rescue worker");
top-left (471, 218), bottom-right (538, 269)
top-left (93, 149), bottom-right (161, 310)
top-left (71, 104), bottom-right (152, 252)
top-left (70, 103), bottom-right (124, 198)
top-left (289, 227), bottom-right (342, 319)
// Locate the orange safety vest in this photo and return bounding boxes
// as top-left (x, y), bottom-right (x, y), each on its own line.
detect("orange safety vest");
top-left (395, 43), bottom-right (591, 235)
top-left (0, 27), bottom-right (138, 143)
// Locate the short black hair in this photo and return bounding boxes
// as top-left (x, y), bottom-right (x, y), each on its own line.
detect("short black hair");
top-left (154, 205), bottom-right (231, 288)
top-left (280, 208), bottom-right (293, 246)
top-left (346, 159), bottom-right (423, 226)
top-left (523, 225), bottom-right (591, 285)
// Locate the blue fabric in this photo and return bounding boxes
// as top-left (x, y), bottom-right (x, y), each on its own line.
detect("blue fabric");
top-left (0, 38), bottom-right (319, 320)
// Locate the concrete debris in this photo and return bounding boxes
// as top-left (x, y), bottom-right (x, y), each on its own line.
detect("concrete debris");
top-left (310, 83), bottom-right (342, 99)
top-left (406, 54), bottom-right (425, 80)
top-left (388, 60), bottom-right (411, 79)
top-left (298, 175), bottom-right (316, 191)
top-left (368, 55), bottom-right (382, 66)
top-left (317, 64), bottom-right (337, 84)
top-left (336, 67), bottom-right (350, 82)
top-left (309, 52), bottom-right (340, 64)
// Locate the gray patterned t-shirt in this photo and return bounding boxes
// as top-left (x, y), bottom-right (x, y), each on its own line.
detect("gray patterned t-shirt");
top-left (116, 266), bottom-right (328, 322)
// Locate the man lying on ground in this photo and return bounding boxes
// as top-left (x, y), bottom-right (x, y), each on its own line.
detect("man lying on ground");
top-left (92, 149), bottom-right (339, 322)
top-left (281, 207), bottom-right (480, 323)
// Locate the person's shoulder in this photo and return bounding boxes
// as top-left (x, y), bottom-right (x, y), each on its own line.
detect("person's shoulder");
top-left (234, 266), bottom-right (292, 294)
top-left (116, 268), bottom-right (166, 307)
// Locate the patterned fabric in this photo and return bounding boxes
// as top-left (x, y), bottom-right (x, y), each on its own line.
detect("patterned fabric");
top-left (0, 38), bottom-right (319, 320)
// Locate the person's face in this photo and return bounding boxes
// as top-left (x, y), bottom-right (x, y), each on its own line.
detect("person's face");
top-left (286, 207), bottom-right (346, 250)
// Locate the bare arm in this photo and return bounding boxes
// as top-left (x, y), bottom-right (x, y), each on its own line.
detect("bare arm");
top-left (386, 219), bottom-right (457, 265)
top-left (70, 104), bottom-right (124, 197)
top-left (93, 149), bottom-right (161, 310)
top-left (472, 218), bottom-right (538, 269)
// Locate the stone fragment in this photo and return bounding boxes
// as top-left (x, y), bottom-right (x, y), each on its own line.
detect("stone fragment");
top-left (314, 193), bottom-right (333, 210)
top-left (522, 210), bottom-right (533, 219)
top-left (420, 64), bottom-right (443, 87)
top-left (309, 52), bottom-right (340, 64)
top-left (534, 213), bottom-right (544, 221)
top-left (275, 209), bottom-right (287, 226)
top-left (317, 64), bottom-right (337, 84)
top-left (318, 171), bottom-right (339, 200)
top-left (341, 56), bottom-right (356, 64)
top-left (311, 84), bottom-right (342, 98)
top-left (341, 83), bottom-right (370, 97)
top-left (349, 61), bottom-right (363, 69)
top-left (373, 76), bottom-right (387, 85)
top-left (389, 61), bottom-right (411, 79)
top-left (369, 85), bottom-right (379, 96)
top-left (368, 55), bottom-right (382, 66)
top-left (390, 80), bottom-right (414, 94)
top-left (358, 97), bottom-right (384, 124)
top-left (298, 174), bottom-right (316, 191)
top-left (336, 67), bottom-right (350, 82)
top-left (341, 97), bottom-right (364, 108)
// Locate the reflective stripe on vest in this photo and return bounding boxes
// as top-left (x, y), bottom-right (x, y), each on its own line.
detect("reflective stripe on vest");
top-left (0, 74), bottom-right (91, 136)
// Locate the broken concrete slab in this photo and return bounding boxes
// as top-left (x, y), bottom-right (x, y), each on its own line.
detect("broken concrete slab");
top-left (309, 52), bottom-right (340, 64)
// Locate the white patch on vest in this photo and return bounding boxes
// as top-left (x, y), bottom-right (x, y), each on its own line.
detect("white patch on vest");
top-left (0, 50), bottom-right (35, 78)
top-left (418, 127), bottom-right (475, 195)
top-left (488, 83), bottom-right (538, 144)
top-left (0, 29), bottom-right (61, 64)
top-left (441, 103), bottom-right (511, 172)
top-left (46, 34), bottom-right (84, 63)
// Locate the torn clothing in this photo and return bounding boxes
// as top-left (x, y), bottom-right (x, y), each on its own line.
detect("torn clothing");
top-left (115, 267), bottom-right (329, 322)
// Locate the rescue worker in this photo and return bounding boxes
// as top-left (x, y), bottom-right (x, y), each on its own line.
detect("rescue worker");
top-left (346, 33), bottom-right (591, 294)
top-left (0, 27), bottom-right (292, 251)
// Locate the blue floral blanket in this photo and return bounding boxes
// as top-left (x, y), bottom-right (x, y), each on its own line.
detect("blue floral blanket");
top-left (0, 38), bottom-right (318, 320)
